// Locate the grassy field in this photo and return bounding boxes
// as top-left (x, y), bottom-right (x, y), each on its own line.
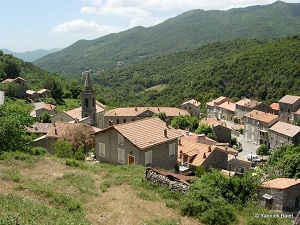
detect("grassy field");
top-left (0, 152), bottom-right (201, 225)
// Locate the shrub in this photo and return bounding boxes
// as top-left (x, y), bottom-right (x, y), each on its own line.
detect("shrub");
top-left (54, 141), bottom-right (73, 158)
top-left (256, 144), bottom-right (268, 155)
top-left (29, 147), bottom-right (48, 156)
top-left (195, 166), bottom-right (205, 177)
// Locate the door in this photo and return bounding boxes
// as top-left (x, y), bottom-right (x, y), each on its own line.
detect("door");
top-left (128, 155), bottom-right (135, 165)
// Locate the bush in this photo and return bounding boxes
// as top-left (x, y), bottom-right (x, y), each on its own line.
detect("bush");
top-left (195, 166), bottom-right (205, 177)
top-left (231, 137), bottom-right (237, 146)
top-left (28, 147), bottom-right (48, 156)
top-left (256, 144), bottom-right (268, 155)
top-left (54, 141), bottom-right (73, 158)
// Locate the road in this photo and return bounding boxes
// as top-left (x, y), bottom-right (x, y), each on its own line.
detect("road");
top-left (0, 91), bottom-right (4, 105)
top-left (223, 120), bottom-right (259, 161)
top-left (30, 101), bottom-right (45, 117)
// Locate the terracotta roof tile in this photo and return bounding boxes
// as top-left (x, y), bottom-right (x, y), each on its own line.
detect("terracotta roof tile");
top-left (236, 98), bottom-right (261, 108)
top-left (37, 104), bottom-right (56, 111)
top-left (182, 99), bottom-right (201, 107)
top-left (27, 122), bottom-right (54, 134)
top-left (261, 178), bottom-right (300, 190)
top-left (47, 122), bottom-right (96, 138)
top-left (270, 103), bottom-right (279, 111)
top-left (244, 110), bottom-right (278, 123)
top-left (105, 107), bottom-right (189, 117)
top-left (279, 95), bottom-right (300, 104)
top-left (218, 101), bottom-right (236, 112)
top-left (65, 101), bottom-right (105, 119)
top-left (269, 121), bottom-right (300, 137)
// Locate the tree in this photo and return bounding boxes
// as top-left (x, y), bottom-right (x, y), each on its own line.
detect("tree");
top-left (170, 115), bottom-right (199, 131)
top-left (54, 141), bottom-right (73, 158)
top-left (0, 103), bottom-right (34, 152)
top-left (256, 144), bottom-right (268, 155)
top-left (268, 145), bottom-right (300, 178)
top-left (195, 124), bottom-right (216, 140)
top-left (153, 112), bottom-right (168, 122)
top-left (39, 112), bottom-right (51, 123)
top-left (3, 61), bottom-right (20, 79)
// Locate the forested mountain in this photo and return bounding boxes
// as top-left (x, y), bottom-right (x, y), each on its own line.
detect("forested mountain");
top-left (91, 36), bottom-right (300, 108)
top-left (1, 48), bottom-right (61, 62)
top-left (34, 1), bottom-right (300, 77)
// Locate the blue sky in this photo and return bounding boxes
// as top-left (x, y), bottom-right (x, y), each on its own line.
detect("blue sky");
top-left (1, 0), bottom-right (299, 52)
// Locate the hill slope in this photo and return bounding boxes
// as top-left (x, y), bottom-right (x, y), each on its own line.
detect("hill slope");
top-left (91, 36), bottom-right (300, 107)
top-left (34, 1), bottom-right (300, 77)
top-left (1, 48), bottom-right (61, 62)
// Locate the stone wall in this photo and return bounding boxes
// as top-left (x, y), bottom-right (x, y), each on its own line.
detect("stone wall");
top-left (145, 168), bottom-right (190, 193)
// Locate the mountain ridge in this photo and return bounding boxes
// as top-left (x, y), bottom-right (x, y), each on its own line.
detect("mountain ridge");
top-left (33, 1), bottom-right (300, 77)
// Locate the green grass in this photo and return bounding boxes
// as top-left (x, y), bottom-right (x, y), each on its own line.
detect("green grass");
top-left (0, 168), bottom-right (21, 183)
top-left (55, 98), bottom-right (81, 112)
top-left (0, 194), bottom-right (89, 225)
top-left (144, 218), bottom-right (180, 225)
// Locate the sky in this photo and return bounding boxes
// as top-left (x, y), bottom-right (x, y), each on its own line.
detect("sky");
top-left (0, 0), bottom-right (299, 52)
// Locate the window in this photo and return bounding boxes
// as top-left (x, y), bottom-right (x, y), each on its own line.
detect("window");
top-left (281, 108), bottom-right (283, 112)
top-left (145, 150), bottom-right (152, 166)
top-left (288, 108), bottom-right (291, 113)
top-left (84, 98), bottom-right (89, 107)
top-left (123, 119), bottom-right (126, 123)
top-left (116, 119), bottom-right (120, 124)
top-left (99, 142), bottom-right (105, 157)
top-left (245, 124), bottom-right (248, 130)
top-left (118, 148), bottom-right (125, 163)
top-left (118, 134), bottom-right (124, 145)
top-left (169, 143), bottom-right (175, 157)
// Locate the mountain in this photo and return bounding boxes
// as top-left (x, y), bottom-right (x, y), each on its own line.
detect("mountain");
top-left (1, 48), bottom-right (62, 62)
top-left (91, 35), bottom-right (300, 108)
top-left (34, 1), bottom-right (300, 77)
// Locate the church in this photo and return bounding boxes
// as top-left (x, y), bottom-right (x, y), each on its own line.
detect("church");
top-left (51, 71), bottom-right (106, 129)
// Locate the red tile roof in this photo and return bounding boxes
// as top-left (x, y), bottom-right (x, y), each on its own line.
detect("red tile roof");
top-left (279, 95), bottom-right (300, 104)
top-left (244, 110), bottom-right (278, 123)
top-left (95, 117), bottom-right (183, 150)
top-left (269, 121), bottom-right (300, 137)
top-left (182, 99), bottom-right (201, 107)
top-left (47, 122), bottom-right (97, 138)
top-left (270, 103), bottom-right (279, 111)
top-left (236, 98), bottom-right (261, 108)
top-left (261, 178), bottom-right (300, 190)
top-left (218, 101), bottom-right (236, 112)
top-left (105, 107), bottom-right (189, 117)
top-left (37, 104), bottom-right (56, 111)
top-left (65, 101), bottom-right (105, 119)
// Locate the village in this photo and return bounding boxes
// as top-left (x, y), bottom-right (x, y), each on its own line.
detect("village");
top-left (1, 71), bottom-right (300, 223)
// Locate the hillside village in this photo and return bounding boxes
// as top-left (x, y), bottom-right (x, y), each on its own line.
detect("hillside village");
top-left (1, 2), bottom-right (300, 224)
top-left (1, 70), bottom-right (300, 223)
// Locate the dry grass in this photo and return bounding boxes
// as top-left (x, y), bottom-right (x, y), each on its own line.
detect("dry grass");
top-left (0, 154), bottom-right (202, 225)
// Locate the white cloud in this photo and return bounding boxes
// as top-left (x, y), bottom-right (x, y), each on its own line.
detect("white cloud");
top-left (130, 17), bottom-right (167, 28)
top-left (53, 19), bottom-right (124, 35)
top-left (81, 6), bottom-right (150, 18)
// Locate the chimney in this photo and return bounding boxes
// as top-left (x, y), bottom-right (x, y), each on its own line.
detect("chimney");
top-left (54, 128), bottom-right (58, 135)
top-left (60, 117), bottom-right (63, 122)
top-left (208, 146), bottom-right (211, 152)
top-left (225, 146), bottom-right (228, 150)
top-left (166, 120), bottom-right (169, 128)
top-left (109, 120), bottom-right (114, 127)
top-left (158, 107), bottom-right (160, 111)
top-left (135, 107), bottom-right (137, 111)
top-left (164, 129), bottom-right (168, 138)
top-left (186, 130), bottom-right (189, 136)
top-left (203, 153), bottom-right (206, 158)
top-left (197, 134), bottom-right (205, 143)
top-left (178, 138), bottom-right (182, 146)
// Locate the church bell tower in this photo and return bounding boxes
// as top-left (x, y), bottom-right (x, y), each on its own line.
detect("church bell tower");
top-left (81, 71), bottom-right (96, 126)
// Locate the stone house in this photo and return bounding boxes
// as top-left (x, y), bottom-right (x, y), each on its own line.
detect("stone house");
top-left (201, 118), bottom-right (231, 144)
top-left (37, 89), bottom-right (50, 99)
top-left (51, 72), bottom-right (106, 129)
top-left (244, 110), bottom-right (279, 146)
top-left (235, 98), bottom-right (270, 124)
top-left (35, 104), bottom-right (56, 120)
top-left (26, 90), bottom-right (39, 102)
top-left (260, 178), bottom-right (300, 211)
top-left (1, 77), bottom-right (27, 99)
top-left (269, 121), bottom-right (300, 150)
top-left (93, 117), bottom-right (183, 171)
top-left (104, 107), bottom-right (189, 128)
top-left (292, 109), bottom-right (300, 125)
top-left (227, 158), bottom-right (251, 174)
top-left (217, 101), bottom-right (236, 122)
top-left (206, 96), bottom-right (232, 119)
top-left (278, 95), bottom-right (300, 124)
top-left (181, 99), bottom-right (201, 118)
top-left (32, 122), bottom-right (98, 153)
top-left (178, 130), bottom-right (238, 172)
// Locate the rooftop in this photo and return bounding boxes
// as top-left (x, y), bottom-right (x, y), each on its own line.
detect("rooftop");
top-left (95, 117), bottom-right (183, 150)
top-left (270, 103), bottom-right (279, 111)
top-left (261, 178), bottom-right (300, 190)
top-left (218, 101), bottom-right (236, 112)
top-left (236, 98), bottom-right (261, 108)
top-left (206, 96), bottom-right (230, 107)
top-left (26, 122), bottom-right (54, 134)
top-left (278, 95), bottom-right (300, 104)
top-left (182, 99), bottom-right (201, 107)
top-left (47, 122), bottom-right (98, 138)
top-left (65, 101), bottom-right (105, 119)
top-left (36, 104), bottom-right (56, 111)
top-left (105, 107), bottom-right (189, 117)
top-left (26, 90), bottom-right (36, 95)
top-left (37, 88), bottom-right (49, 94)
top-left (244, 110), bottom-right (278, 123)
top-left (269, 121), bottom-right (300, 137)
